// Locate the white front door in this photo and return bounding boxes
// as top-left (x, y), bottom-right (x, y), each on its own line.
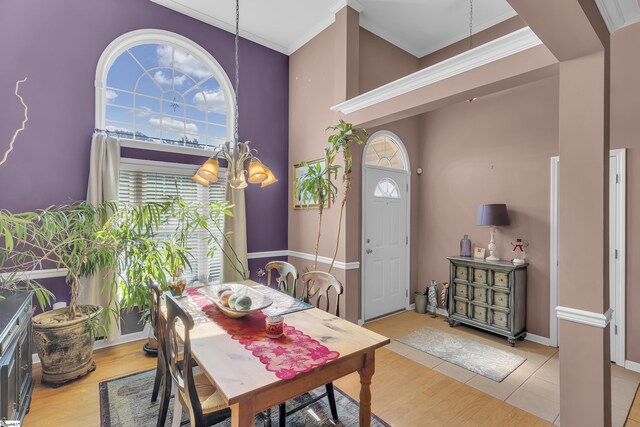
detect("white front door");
top-left (363, 167), bottom-right (408, 321)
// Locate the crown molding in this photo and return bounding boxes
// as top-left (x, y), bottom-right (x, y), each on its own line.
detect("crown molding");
top-left (288, 14), bottom-right (337, 54)
top-left (417, 10), bottom-right (519, 58)
top-left (556, 306), bottom-right (613, 328)
top-left (149, 0), bottom-right (289, 54)
top-left (331, 27), bottom-right (542, 115)
top-left (595, 0), bottom-right (640, 33)
top-left (360, 9), bottom-right (518, 59)
top-left (330, 0), bottom-right (365, 14)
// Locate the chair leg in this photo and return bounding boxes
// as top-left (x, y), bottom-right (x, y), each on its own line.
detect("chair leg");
top-left (151, 357), bottom-right (162, 402)
top-left (171, 396), bottom-right (183, 427)
top-left (278, 402), bottom-right (286, 427)
top-left (325, 382), bottom-right (339, 421)
top-left (157, 374), bottom-right (171, 427)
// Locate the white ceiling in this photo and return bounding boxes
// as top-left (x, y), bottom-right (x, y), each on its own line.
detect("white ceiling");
top-left (150, 0), bottom-right (517, 57)
top-left (151, 0), bottom-right (640, 57)
top-left (358, 0), bottom-right (516, 57)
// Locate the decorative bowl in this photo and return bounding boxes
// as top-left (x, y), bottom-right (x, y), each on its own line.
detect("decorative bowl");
top-left (199, 284), bottom-right (273, 318)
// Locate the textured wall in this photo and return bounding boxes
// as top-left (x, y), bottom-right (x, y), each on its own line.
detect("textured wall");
top-left (0, 0), bottom-right (289, 304)
top-left (418, 76), bottom-right (559, 338)
top-left (611, 22), bottom-right (640, 363)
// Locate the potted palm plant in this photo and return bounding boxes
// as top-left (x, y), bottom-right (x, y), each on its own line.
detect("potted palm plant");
top-left (0, 79), bottom-right (242, 381)
top-left (0, 199), bottom-right (196, 385)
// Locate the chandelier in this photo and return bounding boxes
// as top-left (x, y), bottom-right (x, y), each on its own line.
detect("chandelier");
top-left (193, 0), bottom-right (277, 189)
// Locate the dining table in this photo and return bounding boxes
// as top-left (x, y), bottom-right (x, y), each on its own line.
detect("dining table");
top-left (160, 279), bottom-right (390, 427)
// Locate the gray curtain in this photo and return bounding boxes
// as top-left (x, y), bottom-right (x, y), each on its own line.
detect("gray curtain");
top-left (80, 133), bottom-right (121, 341)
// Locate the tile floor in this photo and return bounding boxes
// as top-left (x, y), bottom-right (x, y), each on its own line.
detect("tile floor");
top-left (366, 310), bottom-right (640, 426)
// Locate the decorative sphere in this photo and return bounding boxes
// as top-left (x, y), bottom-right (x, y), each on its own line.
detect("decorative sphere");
top-left (235, 295), bottom-right (252, 310)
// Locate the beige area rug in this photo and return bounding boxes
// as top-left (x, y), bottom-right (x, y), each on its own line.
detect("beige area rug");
top-left (397, 327), bottom-right (526, 382)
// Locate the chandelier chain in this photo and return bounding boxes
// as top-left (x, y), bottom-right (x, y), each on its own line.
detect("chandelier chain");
top-left (469, 0), bottom-right (474, 48)
top-left (234, 0), bottom-right (240, 144)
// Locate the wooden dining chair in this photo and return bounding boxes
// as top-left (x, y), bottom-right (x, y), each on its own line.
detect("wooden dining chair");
top-left (165, 294), bottom-right (232, 427)
top-left (277, 271), bottom-right (343, 427)
top-left (265, 260), bottom-right (299, 297)
top-left (150, 282), bottom-right (164, 405)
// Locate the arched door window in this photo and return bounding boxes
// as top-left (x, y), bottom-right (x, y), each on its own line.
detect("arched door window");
top-left (96, 30), bottom-right (234, 150)
top-left (364, 133), bottom-right (408, 171)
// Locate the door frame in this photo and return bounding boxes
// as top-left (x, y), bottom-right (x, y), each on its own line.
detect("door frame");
top-left (549, 149), bottom-right (626, 366)
top-left (360, 130), bottom-right (411, 323)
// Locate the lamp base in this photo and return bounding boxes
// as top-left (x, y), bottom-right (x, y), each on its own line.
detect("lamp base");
top-left (486, 255), bottom-right (500, 261)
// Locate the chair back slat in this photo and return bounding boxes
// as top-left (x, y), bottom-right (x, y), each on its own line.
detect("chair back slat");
top-left (266, 261), bottom-right (299, 297)
top-left (150, 282), bottom-right (165, 363)
top-left (301, 271), bottom-right (343, 316)
top-left (165, 294), bottom-right (203, 425)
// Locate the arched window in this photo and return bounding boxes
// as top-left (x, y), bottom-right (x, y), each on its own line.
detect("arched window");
top-left (374, 178), bottom-right (401, 199)
top-left (364, 132), bottom-right (408, 171)
top-left (96, 30), bottom-right (234, 151)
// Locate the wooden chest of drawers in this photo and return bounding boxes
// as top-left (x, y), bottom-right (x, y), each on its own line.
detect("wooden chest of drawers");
top-left (447, 256), bottom-right (527, 346)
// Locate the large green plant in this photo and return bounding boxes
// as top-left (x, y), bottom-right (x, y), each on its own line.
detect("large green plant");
top-left (325, 120), bottom-right (367, 272)
top-left (0, 196), bottom-right (243, 336)
top-left (295, 154), bottom-right (339, 270)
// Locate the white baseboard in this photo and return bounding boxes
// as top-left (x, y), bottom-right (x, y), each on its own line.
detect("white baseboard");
top-left (625, 360), bottom-right (640, 373)
top-left (406, 304), bottom-right (415, 310)
top-left (32, 326), bottom-right (150, 365)
top-left (525, 332), bottom-right (553, 346)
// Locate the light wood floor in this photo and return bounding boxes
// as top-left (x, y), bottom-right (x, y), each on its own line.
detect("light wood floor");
top-left (24, 312), bottom-right (640, 427)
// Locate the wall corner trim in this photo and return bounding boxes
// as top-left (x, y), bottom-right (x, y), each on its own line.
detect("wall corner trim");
top-left (288, 250), bottom-right (360, 270)
top-left (556, 306), bottom-right (613, 328)
top-left (247, 250), bottom-right (290, 259)
top-left (251, 250), bottom-right (361, 270)
top-left (595, 0), bottom-right (640, 33)
top-left (330, 26), bottom-right (543, 115)
top-left (0, 268), bottom-right (69, 281)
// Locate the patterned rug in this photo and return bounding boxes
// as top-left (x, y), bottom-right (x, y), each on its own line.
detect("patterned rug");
top-left (397, 327), bottom-right (526, 382)
top-left (99, 369), bottom-right (390, 426)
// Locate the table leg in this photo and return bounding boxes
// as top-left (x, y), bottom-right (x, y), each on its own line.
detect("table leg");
top-left (231, 398), bottom-right (256, 427)
top-left (358, 350), bottom-right (375, 427)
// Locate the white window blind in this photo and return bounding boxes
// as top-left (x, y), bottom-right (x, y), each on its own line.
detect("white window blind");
top-left (119, 159), bottom-right (227, 282)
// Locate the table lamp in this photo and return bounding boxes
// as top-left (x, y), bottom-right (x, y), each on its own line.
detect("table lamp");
top-left (477, 204), bottom-right (510, 261)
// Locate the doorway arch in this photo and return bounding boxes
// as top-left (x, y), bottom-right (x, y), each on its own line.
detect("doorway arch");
top-left (361, 131), bottom-right (411, 322)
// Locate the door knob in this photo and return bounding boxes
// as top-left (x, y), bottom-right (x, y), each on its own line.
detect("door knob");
top-left (366, 249), bottom-right (373, 254)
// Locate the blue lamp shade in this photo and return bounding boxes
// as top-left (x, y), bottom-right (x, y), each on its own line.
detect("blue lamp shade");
top-left (477, 204), bottom-right (510, 226)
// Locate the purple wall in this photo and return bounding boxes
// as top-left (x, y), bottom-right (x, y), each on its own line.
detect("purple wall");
top-left (0, 0), bottom-right (288, 300)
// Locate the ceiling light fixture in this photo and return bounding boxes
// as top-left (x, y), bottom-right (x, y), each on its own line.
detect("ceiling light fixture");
top-left (193, 0), bottom-right (277, 189)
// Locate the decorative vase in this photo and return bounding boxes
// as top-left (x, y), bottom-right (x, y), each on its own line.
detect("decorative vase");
top-left (460, 234), bottom-right (472, 257)
top-left (170, 274), bottom-right (187, 296)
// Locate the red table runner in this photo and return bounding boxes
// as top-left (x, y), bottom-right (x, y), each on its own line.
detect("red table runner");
top-left (186, 288), bottom-right (340, 380)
